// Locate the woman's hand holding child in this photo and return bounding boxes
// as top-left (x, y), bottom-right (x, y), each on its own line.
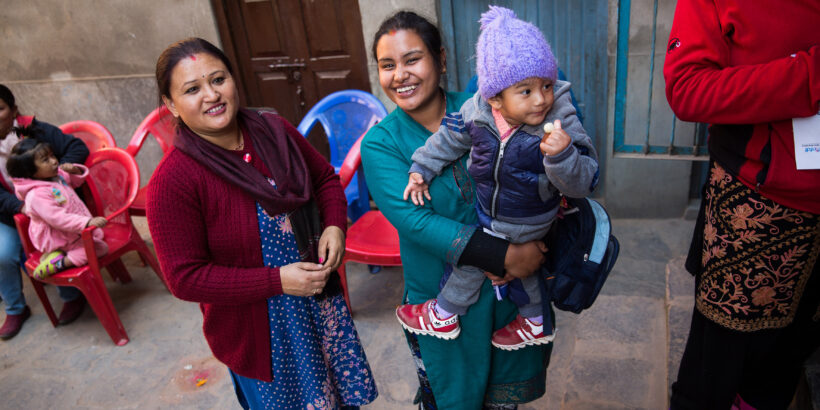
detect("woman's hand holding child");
top-left (59, 163), bottom-right (82, 174)
top-left (404, 172), bottom-right (431, 206)
top-left (540, 119), bottom-right (571, 156)
top-left (504, 240), bottom-right (548, 278)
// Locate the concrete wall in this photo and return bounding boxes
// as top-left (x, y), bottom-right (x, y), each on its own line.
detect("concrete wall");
top-left (358, 0), bottom-right (695, 218)
top-left (3, 0), bottom-right (695, 218)
top-left (603, 0), bottom-right (692, 218)
top-left (1, 0), bottom-right (220, 182)
top-left (357, 0), bottom-right (440, 112)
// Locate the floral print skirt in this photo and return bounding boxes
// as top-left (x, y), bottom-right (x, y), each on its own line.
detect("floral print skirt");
top-left (229, 204), bottom-right (377, 409)
top-left (695, 162), bottom-right (820, 331)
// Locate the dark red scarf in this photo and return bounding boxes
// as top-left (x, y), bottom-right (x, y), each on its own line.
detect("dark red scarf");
top-left (172, 108), bottom-right (341, 298)
top-left (173, 108), bottom-right (311, 216)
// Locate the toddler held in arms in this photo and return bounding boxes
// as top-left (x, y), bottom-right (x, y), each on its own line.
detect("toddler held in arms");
top-left (398, 6), bottom-right (599, 351)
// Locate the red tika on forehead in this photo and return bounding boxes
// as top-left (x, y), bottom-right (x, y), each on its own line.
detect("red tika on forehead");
top-left (189, 55), bottom-right (197, 61)
top-left (389, 29), bottom-right (397, 36)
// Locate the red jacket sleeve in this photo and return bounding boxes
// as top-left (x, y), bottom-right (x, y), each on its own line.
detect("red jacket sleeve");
top-left (281, 119), bottom-right (348, 233)
top-left (663, 0), bottom-right (820, 124)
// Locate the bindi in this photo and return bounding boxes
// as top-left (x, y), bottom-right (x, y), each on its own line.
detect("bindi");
top-left (189, 55), bottom-right (197, 61)
top-left (389, 29), bottom-right (397, 36)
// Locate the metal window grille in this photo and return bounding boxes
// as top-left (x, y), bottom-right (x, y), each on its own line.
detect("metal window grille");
top-left (613, 0), bottom-right (708, 160)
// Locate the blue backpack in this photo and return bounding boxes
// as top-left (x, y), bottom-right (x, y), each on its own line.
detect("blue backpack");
top-left (543, 197), bottom-right (619, 313)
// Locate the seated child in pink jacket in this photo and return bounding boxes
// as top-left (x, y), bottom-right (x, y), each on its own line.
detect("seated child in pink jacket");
top-left (6, 135), bottom-right (108, 278)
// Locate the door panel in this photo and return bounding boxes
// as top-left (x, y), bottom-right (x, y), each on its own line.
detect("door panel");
top-left (312, 69), bottom-right (353, 98)
top-left (213, 0), bottom-right (370, 158)
top-left (241, 1), bottom-right (285, 56)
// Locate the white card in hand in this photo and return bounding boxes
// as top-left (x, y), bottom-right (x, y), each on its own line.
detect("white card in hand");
top-left (793, 111), bottom-right (820, 170)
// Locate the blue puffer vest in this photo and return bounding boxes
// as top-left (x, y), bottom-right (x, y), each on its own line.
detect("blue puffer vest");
top-left (467, 123), bottom-right (559, 221)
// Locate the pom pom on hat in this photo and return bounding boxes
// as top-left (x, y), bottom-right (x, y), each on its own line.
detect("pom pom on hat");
top-left (476, 6), bottom-right (558, 100)
top-left (479, 5), bottom-right (516, 30)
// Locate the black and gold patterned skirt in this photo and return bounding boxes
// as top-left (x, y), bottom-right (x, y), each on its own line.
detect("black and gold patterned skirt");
top-left (691, 162), bottom-right (820, 332)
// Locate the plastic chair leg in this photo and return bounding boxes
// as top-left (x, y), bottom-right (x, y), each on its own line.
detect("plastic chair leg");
top-left (81, 274), bottom-right (129, 346)
top-left (136, 251), bottom-right (148, 267)
top-left (337, 260), bottom-right (352, 315)
top-left (26, 276), bottom-right (58, 327)
top-left (134, 240), bottom-right (168, 291)
top-left (106, 259), bottom-right (132, 283)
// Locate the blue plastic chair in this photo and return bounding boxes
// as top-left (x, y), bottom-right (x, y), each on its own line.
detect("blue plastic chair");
top-left (298, 90), bottom-right (388, 222)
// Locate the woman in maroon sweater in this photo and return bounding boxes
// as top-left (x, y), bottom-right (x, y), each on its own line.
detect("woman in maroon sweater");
top-left (146, 38), bottom-right (376, 409)
top-left (664, 1), bottom-right (819, 409)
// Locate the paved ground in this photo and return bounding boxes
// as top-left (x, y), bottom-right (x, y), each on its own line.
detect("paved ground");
top-left (0, 217), bottom-right (748, 409)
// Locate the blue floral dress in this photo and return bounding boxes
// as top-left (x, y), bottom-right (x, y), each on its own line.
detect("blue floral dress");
top-left (229, 201), bottom-right (378, 409)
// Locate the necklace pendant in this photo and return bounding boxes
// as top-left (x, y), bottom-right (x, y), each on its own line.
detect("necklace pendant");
top-left (243, 152), bottom-right (252, 163)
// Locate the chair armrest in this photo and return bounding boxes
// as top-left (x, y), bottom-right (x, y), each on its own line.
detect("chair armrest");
top-left (339, 132), bottom-right (366, 189)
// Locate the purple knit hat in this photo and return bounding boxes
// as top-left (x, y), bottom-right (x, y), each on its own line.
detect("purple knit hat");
top-left (476, 6), bottom-right (558, 100)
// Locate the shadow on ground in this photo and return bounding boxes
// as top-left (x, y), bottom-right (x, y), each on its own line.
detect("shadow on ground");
top-left (0, 217), bottom-right (699, 409)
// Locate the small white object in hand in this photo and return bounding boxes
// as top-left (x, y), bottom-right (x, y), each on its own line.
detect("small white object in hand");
top-left (543, 122), bottom-right (555, 134)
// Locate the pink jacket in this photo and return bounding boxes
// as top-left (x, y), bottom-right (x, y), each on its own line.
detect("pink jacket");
top-left (13, 165), bottom-right (96, 253)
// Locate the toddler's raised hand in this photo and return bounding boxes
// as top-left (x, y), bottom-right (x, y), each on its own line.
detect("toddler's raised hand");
top-left (540, 119), bottom-right (571, 156)
top-left (403, 172), bottom-right (431, 206)
top-left (86, 217), bottom-right (107, 229)
top-left (59, 163), bottom-right (82, 174)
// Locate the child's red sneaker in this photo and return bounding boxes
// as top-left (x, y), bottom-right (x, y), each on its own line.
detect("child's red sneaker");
top-left (395, 299), bottom-right (460, 340)
top-left (491, 314), bottom-right (555, 350)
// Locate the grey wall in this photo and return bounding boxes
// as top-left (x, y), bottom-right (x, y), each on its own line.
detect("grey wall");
top-left (3, 0), bottom-right (695, 218)
top-left (1, 0), bottom-right (220, 183)
top-left (359, 0), bottom-right (695, 218)
top-left (603, 0), bottom-right (692, 218)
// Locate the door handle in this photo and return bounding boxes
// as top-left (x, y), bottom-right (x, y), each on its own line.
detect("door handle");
top-left (268, 62), bottom-right (306, 70)
top-left (297, 86), bottom-right (305, 107)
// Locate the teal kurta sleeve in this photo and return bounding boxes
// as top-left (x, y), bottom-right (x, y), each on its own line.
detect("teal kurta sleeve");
top-left (362, 118), bottom-right (475, 267)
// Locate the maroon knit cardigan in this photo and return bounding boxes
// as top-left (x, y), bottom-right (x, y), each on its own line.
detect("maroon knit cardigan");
top-left (146, 118), bottom-right (347, 381)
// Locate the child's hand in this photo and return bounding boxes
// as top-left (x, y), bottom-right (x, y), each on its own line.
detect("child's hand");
top-left (86, 217), bottom-right (107, 228)
top-left (540, 119), bottom-right (571, 156)
top-left (59, 163), bottom-right (82, 174)
top-left (403, 172), bottom-right (431, 206)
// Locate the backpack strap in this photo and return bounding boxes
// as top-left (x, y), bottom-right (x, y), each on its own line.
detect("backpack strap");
top-left (587, 198), bottom-right (611, 265)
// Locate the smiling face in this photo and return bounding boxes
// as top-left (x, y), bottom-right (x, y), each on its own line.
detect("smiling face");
top-left (376, 29), bottom-right (444, 115)
top-left (32, 148), bottom-right (59, 180)
top-left (162, 52), bottom-right (239, 145)
top-left (0, 98), bottom-right (18, 139)
top-left (488, 77), bottom-right (554, 127)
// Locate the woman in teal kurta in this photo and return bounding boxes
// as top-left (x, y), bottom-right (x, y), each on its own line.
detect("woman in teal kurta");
top-left (361, 12), bottom-right (552, 409)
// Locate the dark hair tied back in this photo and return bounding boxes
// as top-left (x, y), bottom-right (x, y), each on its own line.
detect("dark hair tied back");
top-left (0, 84), bottom-right (16, 109)
top-left (372, 11), bottom-right (444, 71)
top-left (155, 37), bottom-right (234, 106)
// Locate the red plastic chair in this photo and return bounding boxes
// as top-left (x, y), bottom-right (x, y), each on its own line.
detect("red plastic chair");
top-left (14, 148), bottom-right (165, 346)
top-left (125, 106), bottom-right (177, 216)
top-left (59, 120), bottom-right (117, 153)
top-left (337, 134), bottom-right (402, 314)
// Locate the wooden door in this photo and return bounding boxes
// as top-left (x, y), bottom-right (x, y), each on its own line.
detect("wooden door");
top-left (212, 0), bottom-right (371, 155)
